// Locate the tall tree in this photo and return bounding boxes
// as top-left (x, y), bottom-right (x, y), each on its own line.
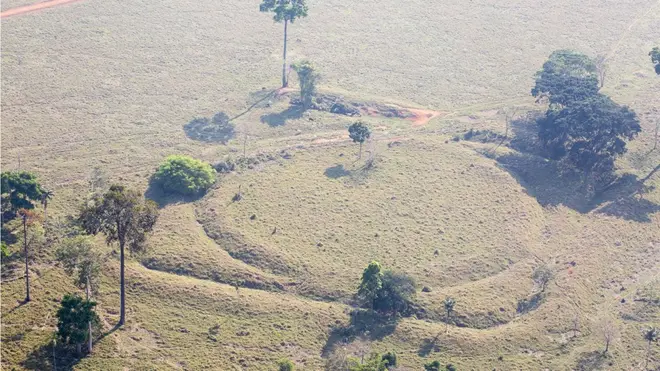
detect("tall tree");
top-left (12, 209), bottom-right (44, 302)
top-left (78, 185), bottom-right (158, 326)
top-left (56, 294), bottom-right (100, 355)
top-left (357, 261), bottom-right (383, 310)
top-left (292, 60), bottom-right (320, 110)
top-left (348, 121), bottom-right (372, 159)
top-left (260, 0), bottom-right (309, 88)
top-left (56, 235), bottom-right (102, 352)
top-left (650, 47), bottom-right (660, 75)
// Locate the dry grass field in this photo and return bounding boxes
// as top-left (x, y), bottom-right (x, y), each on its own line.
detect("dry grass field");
top-left (2, 0), bottom-right (659, 369)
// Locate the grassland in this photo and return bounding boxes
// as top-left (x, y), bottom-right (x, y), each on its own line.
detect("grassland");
top-left (2, 0), bottom-right (660, 369)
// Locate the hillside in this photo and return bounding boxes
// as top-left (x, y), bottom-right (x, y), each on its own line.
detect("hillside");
top-left (2, 0), bottom-right (659, 370)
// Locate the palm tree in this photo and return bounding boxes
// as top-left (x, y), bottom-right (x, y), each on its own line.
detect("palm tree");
top-left (40, 189), bottom-right (54, 220)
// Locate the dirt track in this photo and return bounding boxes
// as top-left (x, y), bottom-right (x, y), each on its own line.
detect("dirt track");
top-left (1, 0), bottom-right (82, 18)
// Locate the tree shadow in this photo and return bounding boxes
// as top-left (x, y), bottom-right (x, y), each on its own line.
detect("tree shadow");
top-left (183, 112), bottom-right (235, 144)
top-left (496, 153), bottom-right (660, 222)
top-left (260, 105), bottom-right (304, 127)
top-left (144, 181), bottom-right (205, 208)
top-left (21, 341), bottom-right (82, 371)
top-left (418, 334), bottom-right (443, 357)
top-left (322, 309), bottom-right (399, 357)
top-left (575, 350), bottom-right (609, 370)
top-left (324, 164), bottom-right (351, 179)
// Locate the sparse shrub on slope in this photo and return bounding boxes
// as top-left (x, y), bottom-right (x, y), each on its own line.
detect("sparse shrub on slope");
top-left (153, 155), bottom-right (216, 196)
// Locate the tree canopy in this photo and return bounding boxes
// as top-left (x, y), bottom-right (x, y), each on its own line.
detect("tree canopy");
top-left (259, 0), bottom-right (308, 23)
top-left (537, 93), bottom-right (640, 173)
top-left (292, 60), bottom-right (320, 110)
top-left (56, 294), bottom-right (100, 349)
top-left (357, 261), bottom-right (416, 316)
top-left (532, 50), bottom-right (640, 179)
top-left (1, 171), bottom-right (44, 218)
top-left (531, 50), bottom-right (600, 106)
top-left (56, 235), bottom-right (102, 295)
top-left (152, 155), bottom-right (216, 196)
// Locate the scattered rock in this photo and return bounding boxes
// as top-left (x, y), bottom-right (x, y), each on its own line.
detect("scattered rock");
top-left (422, 286), bottom-right (431, 293)
top-left (250, 214), bottom-right (256, 220)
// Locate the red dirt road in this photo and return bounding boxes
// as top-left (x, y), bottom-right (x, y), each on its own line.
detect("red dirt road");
top-left (1, 0), bottom-right (82, 18)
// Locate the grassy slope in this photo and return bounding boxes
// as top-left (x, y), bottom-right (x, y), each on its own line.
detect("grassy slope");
top-left (2, 0), bottom-right (660, 369)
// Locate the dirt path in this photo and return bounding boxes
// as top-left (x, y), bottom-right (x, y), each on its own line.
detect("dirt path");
top-left (1, 0), bottom-right (82, 18)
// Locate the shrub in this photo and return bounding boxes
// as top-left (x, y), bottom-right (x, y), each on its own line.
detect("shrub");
top-left (153, 155), bottom-right (216, 196)
top-left (277, 358), bottom-right (295, 371)
top-left (424, 360), bottom-right (441, 371)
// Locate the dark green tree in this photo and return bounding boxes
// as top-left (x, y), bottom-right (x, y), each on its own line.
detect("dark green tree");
top-left (531, 50), bottom-right (600, 107)
top-left (260, 0), bottom-right (309, 88)
top-left (56, 294), bottom-right (100, 355)
top-left (536, 93), bottom-right (640, 175)
top-left (443, 297), bottom-right (455, 334)
top-left (152, 155), bottom-right (216, 196)
top-left (357, 261), bottom-right (383, 310)
top-left (380, 351), bottom-right (397, 368)
top-left (348, 121), bottom-right (372, 159)
top-left (650, 47), bottom-right (660, 75)
top-left (1, 171), bottom-right (44, 221)
top-left (78, 185), bottom-right (158, 326)
top-left (292, 60), bottom-right (320, 110)
top-left (424, 360), bottom-right (441, 371)
top-left (373, 270), bottom-right (416, 315)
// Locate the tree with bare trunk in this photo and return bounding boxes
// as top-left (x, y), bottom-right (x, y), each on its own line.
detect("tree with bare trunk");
top-left (348, 121), bottom-right (371, 159)
top-left (260, 0), bottom-right (309, 88)
top-left (594, 55), bottom-right (607, 89)
top-left (643, 327), bottom-right (658, 369)
top-left (599, 318), bottom-right (617, 353)
top-left (13, 209), bottom-right (44, 302)
top-left (78, 185), bottom-right (158, 326)
top-left (443, 297), bottom-right (456, 334)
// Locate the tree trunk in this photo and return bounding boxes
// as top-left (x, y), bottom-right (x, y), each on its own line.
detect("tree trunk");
top-left (119, 238), bottom-right (125, 326)
top-left (604, 339), bottom-right (609, 353)
top-left (23, 214), bottom-right (30, 302)
top-left (282, 19), bottom-right (288, 88)
top-left (76, 343), bottom-right (82, 355)
top-left (640, 163), bottom-right (660, 184)
top-left (359, 142), bottom-right (363, 159)
top-left (445, 312), bottom-right (449, 334)
top-left (86, 276), bottom-right (93, 353)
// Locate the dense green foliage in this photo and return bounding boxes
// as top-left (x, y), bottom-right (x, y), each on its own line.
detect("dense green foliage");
top-left (57, 294), bottom-right (100, 350)
top-left (348, 121), bottom-right (372, 158)
top-left (78, 184), bottom-right (158, 325)
top-left (531, 50), bottom-right (600, 106)
top-left (292, 60), bottom-right (320, 110)
top-left (424, 360), bottom-right (441, 371)
top-left (650, 47), bottom-right (660, 75)
top-left (277, 358), bottom-right (295, 371)
top-left (56, 235), bottom-right (102, 295)
top-left (537, 93), bottom-right (640, 175)
top-left (532, 51), bottom-right (640, 178)
top-left (357, 261), bottom-right (383, 309)
top-left (357, 261), bottom-right (416, 315)
top-left (1, 171), bottom-right (44, 219)
top-left (153, 155), bottom-right (216, 196)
